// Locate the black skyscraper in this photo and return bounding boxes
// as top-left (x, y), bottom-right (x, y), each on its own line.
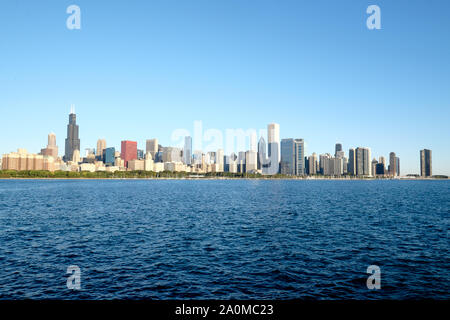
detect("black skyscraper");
top-left (64, 107), bottom-right (80, 162)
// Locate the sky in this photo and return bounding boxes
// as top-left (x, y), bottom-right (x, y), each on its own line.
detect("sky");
top-left (0, 0), bottom-right (449, 175)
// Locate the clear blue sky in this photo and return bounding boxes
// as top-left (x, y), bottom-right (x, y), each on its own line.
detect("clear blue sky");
top-left (0, 0), bottom-right (449, 175)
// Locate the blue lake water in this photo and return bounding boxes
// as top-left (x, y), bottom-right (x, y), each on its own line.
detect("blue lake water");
top-left (0, 179), bottom-right (448, 299)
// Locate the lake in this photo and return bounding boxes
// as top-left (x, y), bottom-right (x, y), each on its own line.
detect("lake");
top-left (0, 179), bottom-right (448, 299)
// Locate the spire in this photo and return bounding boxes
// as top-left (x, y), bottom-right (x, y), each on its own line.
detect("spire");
top-left (70, 104), bottom-right (75, 115)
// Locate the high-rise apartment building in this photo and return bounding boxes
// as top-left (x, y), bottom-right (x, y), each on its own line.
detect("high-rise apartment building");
top-left (420, 149), bottom-right (432, 177)
top-left (319, 153), bottom-right (330, 175)
top-left (2, 149), bottom-right (56, 171)
top-left (308, 153), bottom-right (318, 175)
top-left (389, 152), bottom-right (397, 176)
top-left (356, 147), bottom-right (371, 176)
top-left (121, 140), bottom-right (137, 168)
top-left (348, 148), bottom-right (356, 175)
top-left (64, 106), bottom-right (80, 162)
top-left (294, 139), bottom-right (305, 175)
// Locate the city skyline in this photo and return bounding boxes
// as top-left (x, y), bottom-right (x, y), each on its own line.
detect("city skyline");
top-left (0, 108), bottom-right (440, 177)
top-left (1, 1), bottom-right (449, 175)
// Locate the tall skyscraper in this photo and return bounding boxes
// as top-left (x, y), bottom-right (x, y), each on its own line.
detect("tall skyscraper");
top-left (96, 139), bottom-right (107, 157)
top-left (258, 136), bottom-right (267, 170)
top-left (64, 106), bottom-right (80, 162)
top-left (420, 149), bottom-right (432, 177)
top-left (348, 148), bottom-right (356, 175)
top-left (389, 152), bottom-right (397, 176)
top-left (184, 136), bottom-right (192, 165)
top-left (356, 147), bottom-right (371, 176)
top-left (294, 139), bottom-right (305, 175)
top-left (146, 139), bottom-right (158, 159)
top-left (281, 139), bottom-right (295, 175)
top-left (40, 132), bottom-right (58, 159)
top-left (266, 123), bottom-right (280, 175)
top-left (281, 138), bottom-right (305, 175)
top-left (121, 140), bottom-right (137, 168)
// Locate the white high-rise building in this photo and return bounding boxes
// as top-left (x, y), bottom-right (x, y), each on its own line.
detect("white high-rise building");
top-left (265, 123), bottom-right (280, 175)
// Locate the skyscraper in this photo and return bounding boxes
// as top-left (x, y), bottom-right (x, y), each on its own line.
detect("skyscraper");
top-left (348, 148), bottom-right (356, 175)
top-left (319, 153), bottom-right (331, 175)
top-left (266, 123), bottom-right (280, 175)
top-left (281, 139), bottom-right (295, 175)
top-left (294, 139), bottom-right (305, 175)
top-left (372, 158), bottom-right (378, 177)
top-left (308, 153), bottom-right (318, 175)
top-left (184, 136), bottom-right (192, 165)
top-left (335, 143), bottom-right (342, 157)
top-left (420, 149), bottom-right (432, 177)
top-left (146, 139), bottom-right (158, 159)
top-left (356, 147), bottom-right (371, 176)
top-left (103, 147), bottom-right (115, 166)
top-left (64, 106), bottom-right (80, 162)
top-left (96, 139), bottom-right (107, 157)
top-left (281, 138), bottom-right (305, 175)
top-left (40, 132), bottom-right (58, 159)
top-left (389, 152), bottom-right (397, 176)
top-left (258, 136), bottom-right (267, 170)
top-left (396, 156), bottom-right (400, 176)
top-left (245, 150), bottom-right (258, 173)
top-left (121, 140), bottom-right (137, 168)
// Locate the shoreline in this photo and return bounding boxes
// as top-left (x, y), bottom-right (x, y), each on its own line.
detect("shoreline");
top-left (0, 177), bottom-right (447, 181)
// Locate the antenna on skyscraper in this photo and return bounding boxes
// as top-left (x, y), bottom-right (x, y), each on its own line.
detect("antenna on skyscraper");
top-left (70, 104), bottom-right (75, 114)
